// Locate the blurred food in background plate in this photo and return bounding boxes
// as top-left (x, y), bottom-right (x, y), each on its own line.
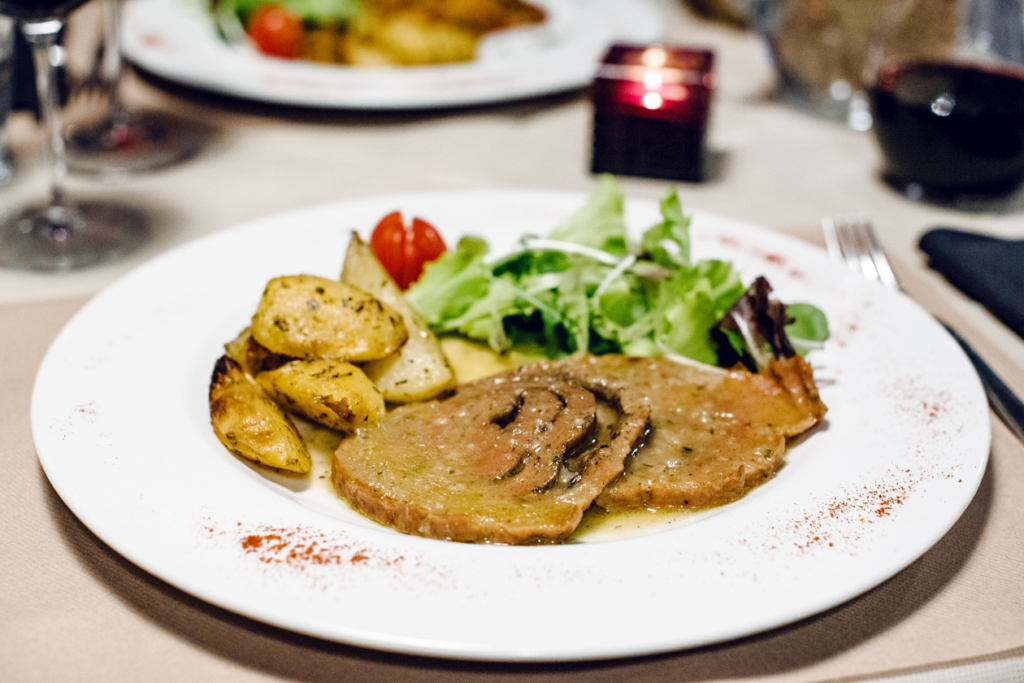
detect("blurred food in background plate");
top-left (680, 0), bottom-right (750, 28)
top-left (212, 0), bottom-right (546, 65)
top-left (125, 0), bottom-right (663, 109)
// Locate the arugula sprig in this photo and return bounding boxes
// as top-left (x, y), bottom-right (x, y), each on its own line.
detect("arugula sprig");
top-left (405, 177), bottom-right (829, 368)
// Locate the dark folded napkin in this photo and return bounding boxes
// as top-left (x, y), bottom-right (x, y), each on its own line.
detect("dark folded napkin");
top-left (919, 228), bottom-right (1024, 340)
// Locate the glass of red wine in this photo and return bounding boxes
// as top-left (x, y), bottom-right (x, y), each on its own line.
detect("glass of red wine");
top-left (0, 0), bottom-right (148, 271)
top-left (65, 0), bottom-right (207, 178)
top-left (866, 0), bottom-right (1024, 203)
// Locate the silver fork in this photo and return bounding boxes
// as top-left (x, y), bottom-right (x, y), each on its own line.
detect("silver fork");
top-left (822, 215), bottom-right (900, 293)
top-left (822, 215), bottom-right (1024, 444)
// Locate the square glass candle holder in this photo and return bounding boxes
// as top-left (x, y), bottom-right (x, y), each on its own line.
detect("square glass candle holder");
top-left (591, 44), bottom-right (715, 183)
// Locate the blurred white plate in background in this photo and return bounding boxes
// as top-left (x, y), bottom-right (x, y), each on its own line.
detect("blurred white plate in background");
top-left (122, 0), bottom-right (664, 109)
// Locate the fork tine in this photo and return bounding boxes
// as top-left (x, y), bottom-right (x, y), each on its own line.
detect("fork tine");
top-left (859, 221), bottom-right (900, 291)
top-left (821, 216), bottom-right (842, 262)
top-left (822, 215), bottom-right (901, 293)
top-left (846, 216), bottom-right (882, 283)
top-left (823, 215), bottom-right (872, 277)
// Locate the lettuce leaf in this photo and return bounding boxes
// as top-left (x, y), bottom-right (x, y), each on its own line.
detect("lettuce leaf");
top-left (655, 260), bottom-right (745, 364)
top-left (546, 175), bottom-right (629, 256)
top-left (786, 303), bottom-right (830, 348)
top-left (404, 178), bottom-right (829, 367)
top-left (405, 236), bottom-right (492, 328)
top-left (640, 189), bottom-right (691, 269)
top-left (214, 0), bottom-right (360, 26)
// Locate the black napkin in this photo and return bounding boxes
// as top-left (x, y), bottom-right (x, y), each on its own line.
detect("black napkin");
top-left (919, 228), bottom-right (1024, 340)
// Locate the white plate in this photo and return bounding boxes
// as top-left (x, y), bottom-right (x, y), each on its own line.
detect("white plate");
top-left (33, 190), bottom-right (990, 661)
top-left (122, 0), bottom-right (664, 109)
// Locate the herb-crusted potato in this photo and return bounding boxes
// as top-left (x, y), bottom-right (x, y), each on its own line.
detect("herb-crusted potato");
top-left (251, 275), bottom-right (408, 361)
top-left (224, 327), bottom-right (291, 376)
top-left (341, 233), bottom-right (456, 403)
top-left (256, 358), bottom-right (385, 431)
top-left (209, 355), bottom-right (311, 474)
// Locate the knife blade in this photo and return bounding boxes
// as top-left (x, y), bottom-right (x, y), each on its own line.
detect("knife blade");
top-left (942, 322), bottom-right (1024, 444)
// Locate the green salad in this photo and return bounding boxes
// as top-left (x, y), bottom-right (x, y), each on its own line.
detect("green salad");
top-left (213, 0), bottom-right (361, 27)
top-left (406, 178), bottom-right (828, 370)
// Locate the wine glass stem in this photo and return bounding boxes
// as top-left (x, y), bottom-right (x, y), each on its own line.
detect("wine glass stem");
top-left (102, 0), bottom-right (127, 114)
top-left (21, 19), bottom-right (69, 218)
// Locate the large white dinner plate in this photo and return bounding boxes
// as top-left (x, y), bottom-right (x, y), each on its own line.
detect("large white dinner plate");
top-left (33, 189), bottom-right (990, 661)
top-left (122, 0), bottom-right (663, 109)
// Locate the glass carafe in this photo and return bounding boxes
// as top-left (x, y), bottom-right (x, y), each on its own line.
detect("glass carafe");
top-left (866, 0), bottom-right (1024, 200)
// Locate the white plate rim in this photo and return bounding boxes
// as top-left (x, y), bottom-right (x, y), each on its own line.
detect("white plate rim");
top-left (32, 188), bottom-right (991, 661)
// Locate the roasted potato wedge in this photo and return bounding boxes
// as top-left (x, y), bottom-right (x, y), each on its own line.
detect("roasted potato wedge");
top-left (346, 12), bottom-right (478, 65)
top-left (209, 356), bottom-right (311, 474)
top-left (341, 233), bottom-right (456, 403)
top-left (224, 327), bottom-right (292, 376)
top-left (251, 275), bottom-right (408, 362)
top-left (256, 358), bottom-right (385, 432)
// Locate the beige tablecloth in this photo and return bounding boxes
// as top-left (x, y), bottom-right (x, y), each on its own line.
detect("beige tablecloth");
top-left (3, 1), bottom-right (1024, 680)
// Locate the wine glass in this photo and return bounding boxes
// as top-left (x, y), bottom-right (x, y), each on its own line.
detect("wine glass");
top-left (0, 0), bottom-right (148, 272)
top-left (865, 0), bottom-right (1024, 202)
top-left (64, 0), bottom-right (206, 178)
top-left (1, 13), bottom-right (14, 187)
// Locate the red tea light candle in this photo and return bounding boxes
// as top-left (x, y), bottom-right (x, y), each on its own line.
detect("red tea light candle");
top-left (591, 44), bottom-right (715, 182)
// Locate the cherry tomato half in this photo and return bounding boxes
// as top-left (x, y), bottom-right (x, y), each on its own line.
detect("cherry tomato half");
top-left (246, 4), bottom-right (303, 59)
top-left (369, 212), bottom-right (447, 290)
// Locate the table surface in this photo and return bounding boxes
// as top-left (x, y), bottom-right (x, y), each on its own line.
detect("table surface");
top-left (3, 1), bottom-right (1024, 681)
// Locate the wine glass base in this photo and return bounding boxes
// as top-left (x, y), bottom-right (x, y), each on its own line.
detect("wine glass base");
top-left (0, 200), bottom-right (149, 272)
top-left (66, 110), bottom-right (208, 179)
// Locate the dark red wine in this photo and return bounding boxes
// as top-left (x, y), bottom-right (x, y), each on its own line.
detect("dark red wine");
top-left (870, 60), bottom-right (1024, 194)
top-left (0, 0), bottom-right (89, 21)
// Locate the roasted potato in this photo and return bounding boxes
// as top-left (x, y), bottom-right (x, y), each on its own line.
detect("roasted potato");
top-left (256, 358), bottom-right (385, 431)
top-left (346, 12), bottom-right (478, 65)
top-left (341, 233), bottom-right (456, 403)
top-left (250, 275), bottom-right (408, 362)
top-left (209, 356), bottom-right (311, 474)
top-left (224, 327), bottom-right (292, 376)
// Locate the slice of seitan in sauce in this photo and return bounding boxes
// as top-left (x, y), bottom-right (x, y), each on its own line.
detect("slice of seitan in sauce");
top-left (332, 353), bottom-right (826, 543)
top-left (568, 354), bottom-right (827, 511)
top-left (332, 362), bottom-right (650, 544)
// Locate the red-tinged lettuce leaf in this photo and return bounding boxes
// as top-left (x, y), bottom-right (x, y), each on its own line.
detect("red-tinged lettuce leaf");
top-left (713, 276), bottom-right (796, 370)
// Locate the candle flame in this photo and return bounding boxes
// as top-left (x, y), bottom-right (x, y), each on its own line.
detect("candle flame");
top-left (642, 91), bottom-right (664, 110)
top-left (640, 47), bottom-right (667, 68)
top-left (643, 69), bottom-right (663, 90)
